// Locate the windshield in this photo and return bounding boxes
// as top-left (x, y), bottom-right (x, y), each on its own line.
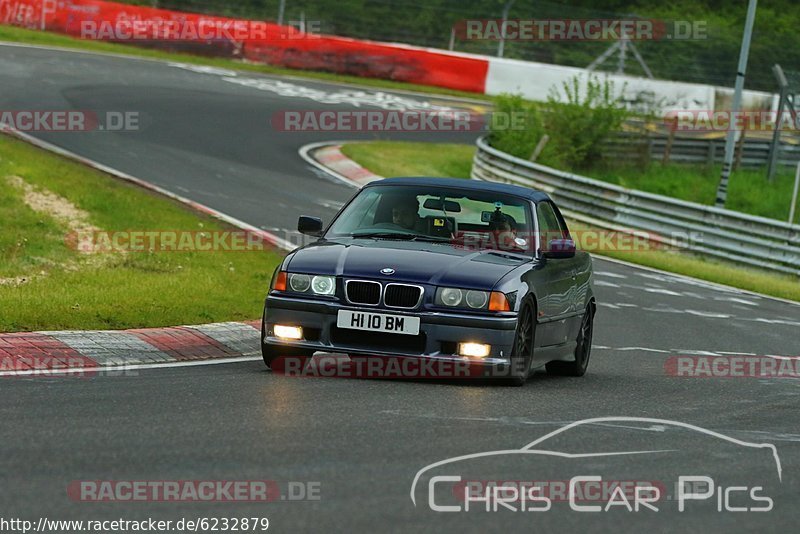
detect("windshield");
top-left (326, 185), bottom-right (533, 254)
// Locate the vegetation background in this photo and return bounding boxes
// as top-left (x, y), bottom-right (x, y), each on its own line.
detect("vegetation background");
top-left (121, 0), bottom-right (800, 91)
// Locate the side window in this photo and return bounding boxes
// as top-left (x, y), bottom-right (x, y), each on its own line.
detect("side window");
top-left (536, 202), bottom-right (567, 250)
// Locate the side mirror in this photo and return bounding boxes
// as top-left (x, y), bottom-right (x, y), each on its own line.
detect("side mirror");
top-left (298, 216), bottom-right (323, 237)
top-left (543, 238), bottom-right (576, 259)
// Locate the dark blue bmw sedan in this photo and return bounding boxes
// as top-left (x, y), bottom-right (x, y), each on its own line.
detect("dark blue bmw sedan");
top-left (261, 177), bottom-right (595, 386)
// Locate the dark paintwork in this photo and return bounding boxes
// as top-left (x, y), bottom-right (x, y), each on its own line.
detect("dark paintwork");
top-left (263, 178), bottom-right (594, 369)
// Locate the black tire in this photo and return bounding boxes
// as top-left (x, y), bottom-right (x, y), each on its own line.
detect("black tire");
top-left (496, 299), bottom-right (536, 387)
top-left (546, 302), bottom-right (595, 377)
top-left (261, 319), bottom-right (314, 372)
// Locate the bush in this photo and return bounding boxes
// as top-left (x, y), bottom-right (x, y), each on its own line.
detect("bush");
top-left (487, 77), bottom-right (629, 169)
top-left (545, 76), bottom-right (630, 169)
top-left (488, 94), bottom-right (544, 160)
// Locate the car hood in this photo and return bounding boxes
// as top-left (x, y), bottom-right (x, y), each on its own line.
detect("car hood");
top-left (286, 239), bottom-right (528, 289)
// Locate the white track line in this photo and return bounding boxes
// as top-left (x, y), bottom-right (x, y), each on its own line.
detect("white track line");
top-left (0, 128), bottom-right (295, 251)
top-left (0, 355), bottom-right (262, 378)
top-left (592, 255), bottom-right (800, 307)
top-left (298, 141), bottom-right (363, 189)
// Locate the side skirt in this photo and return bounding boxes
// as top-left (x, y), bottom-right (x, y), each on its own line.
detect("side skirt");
top-left (531, 340), bottom-right (579, 368)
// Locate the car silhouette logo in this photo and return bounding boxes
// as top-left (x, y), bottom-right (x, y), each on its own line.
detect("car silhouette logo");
top-left (380, 268), bottom-right (395, 275)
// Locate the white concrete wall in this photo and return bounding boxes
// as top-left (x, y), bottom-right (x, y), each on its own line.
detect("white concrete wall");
top-left (485, 56), bottom-right (775, 113)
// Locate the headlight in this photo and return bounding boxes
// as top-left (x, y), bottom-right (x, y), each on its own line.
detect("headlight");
top-left (439, 287), bottom-right (463, 307)
top-left (311, 275), bottom-right (335, 295)
top-left (285, 273), bottom-right (335, 296)
top-left (435, 288), bottom-right (508, 311)
top-left (465, 290), bottom-right (488, 309)
top-left (289, 273), bottom-right (311, 292)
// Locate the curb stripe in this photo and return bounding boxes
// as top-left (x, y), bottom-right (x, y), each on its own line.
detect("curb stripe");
top-left (304, 144), bottom-right (384, 187)
top-left (47, 330), bottom-right (174, 366)
top-left (129, 327), bottom-right (240, 361)
top-left (0, 321), bottom-right (262, 376)
top-left (0, 333), bottom-right (95, 371)
top-left (184, 322), bottom-right (261, 356)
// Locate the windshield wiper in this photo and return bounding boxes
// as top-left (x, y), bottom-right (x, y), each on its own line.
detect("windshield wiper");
top-left (351, 232), bottom-right (418, 240)
top-left (351, 232), bottom-right (450, 243)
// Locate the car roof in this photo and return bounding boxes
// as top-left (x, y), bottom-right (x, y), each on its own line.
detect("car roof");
top-left (365, 177), bottom-right (551, 202)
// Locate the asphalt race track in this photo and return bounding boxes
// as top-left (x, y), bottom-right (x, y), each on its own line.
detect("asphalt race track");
top-left (1, 44), bottom-right (799, 532)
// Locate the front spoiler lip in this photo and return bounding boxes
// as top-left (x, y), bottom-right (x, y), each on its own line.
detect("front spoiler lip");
top-left (263, 337), bottom-right (511, 366)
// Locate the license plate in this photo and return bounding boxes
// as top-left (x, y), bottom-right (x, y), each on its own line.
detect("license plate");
top-left (337, 310), bottom-right (420, 335)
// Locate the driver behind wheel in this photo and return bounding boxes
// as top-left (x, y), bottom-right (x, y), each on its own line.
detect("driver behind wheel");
top-left (391, 195), bottom-right (425, 232)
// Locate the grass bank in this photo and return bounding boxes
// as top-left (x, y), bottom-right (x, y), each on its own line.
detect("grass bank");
top-left (339, 140), bottom-right (800, 302)
top-left (340, 142), bottom-right (475, 178)
top-left (0, 134), bottom-right (282, 332)
top-left (588, 162), bottom-right (799, 224)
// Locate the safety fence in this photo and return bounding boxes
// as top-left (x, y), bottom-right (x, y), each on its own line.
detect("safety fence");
top-left (471, 136), bottom-right (800, 276)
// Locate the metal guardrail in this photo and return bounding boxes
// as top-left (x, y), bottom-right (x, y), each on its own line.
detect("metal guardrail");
top-left (471, 136), bottom-right (800, 276)
top-left (603, 131), bottom-right (800, 168)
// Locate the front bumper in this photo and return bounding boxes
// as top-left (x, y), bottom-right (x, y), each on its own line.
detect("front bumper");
top-left (262, 294), bottom-right (518, 366)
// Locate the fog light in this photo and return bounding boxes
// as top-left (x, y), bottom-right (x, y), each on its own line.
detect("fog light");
top-left (458, 342), bottom-right (491, 358)
top-left (274, 325), bottom-right (303, 340)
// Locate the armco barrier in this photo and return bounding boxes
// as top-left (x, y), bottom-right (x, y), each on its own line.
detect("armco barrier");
top-left (471, 136), bottom-right (800, 276)
top-left (603, 131), bottom-right (800, 169)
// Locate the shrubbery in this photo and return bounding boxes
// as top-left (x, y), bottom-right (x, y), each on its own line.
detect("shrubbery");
top-left (487, 94), bottom-right (544, 160)
top-left (489, 76), bottom-right (630, 170)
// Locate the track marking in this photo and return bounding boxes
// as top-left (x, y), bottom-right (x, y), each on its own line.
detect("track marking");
top-left (643, 287), bottom-right (682, 296)
top-left (593, 256), bottom-right (799, 307)
top-left (0, 355), bottom-right (261, 378)
top-left (608, 346), bottom-right (671, 353)
top-left (594, 270), bottom-right (627, 279)
top-left (685, 310), bottom-right (731, 318)
top-left (0, 41), bottom-right (490, 106)
top-left (717, 297), bottom-right (760, 306)
top-left (594, 280), bottom-right (620, 288)
top-left (298, 141), bottom-right (362, 189)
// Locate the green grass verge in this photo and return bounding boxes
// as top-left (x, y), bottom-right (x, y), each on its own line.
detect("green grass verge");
top-left (0, 134), bottom-right (282, 332)
top-left (340, 140), bottom-right (800, 302)
top-left (0, 24), bottom-right (490, 102)
top-left (588, 162), bottom-right (800, 224)
top-left (340, 142), bottom-right (475, 178)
